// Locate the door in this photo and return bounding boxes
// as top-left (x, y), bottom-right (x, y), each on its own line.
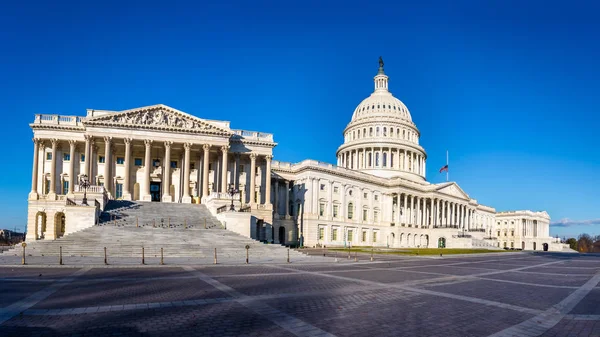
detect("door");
top-left (150, 182), bottom-right (161, 202)
top-left (279, 226), bottom-right (285, 245)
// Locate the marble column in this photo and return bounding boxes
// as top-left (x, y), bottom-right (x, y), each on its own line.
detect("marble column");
top-left (182, 143), bottom-right (192, 203)
top-left (220, 146), bottom-right (229, 193)
top-left (274, 180), bottom-right (279, 215)
top-left (89, 142), bottom-right (96, 182)
top-left (449, 202), bottom-right (453, 227)
top-left (234, 153), bottom-right (240, 189)
top-left (68, 140), bottom-right (76, 195)
top-left (121, 138), bottom-right (132, 200)
top-left (202, 144), bottom-right (210, 199)
top-left (412, 195), bottom-right (417, 225)
top-left (48, 139), bottom-right (58, 198)
top-left (403, 193), bottom-right (408, 224)
top-left (142, 139), bottom-right (152, 201)
top-left (264, 155), bottom-right (272, 207)
top-left (249, 153), bottom-right (256, 205)
top-left (162, 141), bottom-right (172, 202)
top-left (103, 136), bottom-right (112, 196)
top-left (284, 180), bottom-right (290, 217)
top-left (83, 135), bottom-right (92, 178)
top-left (29, 138), bottom-right (41, 199)
top-left (396, 194), bottom-right (401, 223)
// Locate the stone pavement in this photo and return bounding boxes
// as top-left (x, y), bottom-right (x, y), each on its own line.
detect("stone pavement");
top-left (0, 252), bottom-right (599, 336)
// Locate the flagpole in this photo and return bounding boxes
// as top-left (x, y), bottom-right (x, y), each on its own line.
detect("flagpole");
top-left (446, 150), bottom-right (449, 182)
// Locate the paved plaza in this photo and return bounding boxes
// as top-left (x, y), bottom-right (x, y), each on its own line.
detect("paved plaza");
top-left (0, 252), bottom-right (599, 337)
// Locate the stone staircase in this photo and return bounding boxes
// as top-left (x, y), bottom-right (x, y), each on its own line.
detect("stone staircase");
top-left (3, 201), bottom-right (308, 261)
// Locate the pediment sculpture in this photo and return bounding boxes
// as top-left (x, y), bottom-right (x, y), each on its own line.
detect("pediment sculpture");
top-left (104, 109), bottom-right (212, 131)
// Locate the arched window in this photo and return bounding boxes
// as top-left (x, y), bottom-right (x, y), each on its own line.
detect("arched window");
top-left (368, 153), bottom-right (372, 167)
top-left (376, 127), bottom-right (380, 136)
top-left (383, 153), bottom-right (387, 167)
top-left (363, 128), bottom-right (366, 136)
top-left (348, 203), bottom-right (354, 219)
top-left (383, 127), bottom-right (387, 136)
top-left (357, 130), bottom-right (361, 138)
top-left (369, 128), bottom-right (373, 137)
top-left (353, 131), bottom-right (355, 140)
top-left (390, 153), bottom-right (394, 167)
top-left (396, 128), bottom-right (399, 138)
top-left (403, 130), bottom-right (406, 139)
top-left (375, 153), bottom-right (380, 167)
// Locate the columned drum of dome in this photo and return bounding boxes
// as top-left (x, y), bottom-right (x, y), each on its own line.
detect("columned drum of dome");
top-left (336, 58), bottom-right (427, 181)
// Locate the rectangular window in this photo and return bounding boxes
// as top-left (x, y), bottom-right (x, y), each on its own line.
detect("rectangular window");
top-left (363, 192), bottom-right (367, 199)
top-left (318, 227), bottom-right (324, 240)
top-left (332, 228), bottom-right (338, 241)
top-left (320, 184), bottom-right (325, 191)
top-left (373, 232), bottom-right (377, 242)
top-left (116, 157), bottom-right (125, 164)
top-left (209, 163), bottom-right (213, 171)
top-left (362, 231), bottom-right (367, 242)
top-left (363, 210), bottom-right (367, 221)
top-left (333, 186), bottom-right (339, 193)
top-left (347, 230), bottom-right (353, 242)
top-left (46, 153), bottom-right (52, 160)
top-left (45, 180), bottom-right (50, 194)
top-left (170, 161), bottom-right (177, 168)
top-left (134, 158), bottom-right (142, 166)
top-left (319, 203), bottom-right (325, 216)
top-left (116, 183), bottom-right (123, 199)
top-left (190, 163), bottom-right (195, 170)
top-left (239, 164), bottom-right (245, 172)
top-left (98, 156), bottom-right (105, 163)
top-left (80, 154), bottom-right (85, 162)
top-left (374, 211), bottom-right (379, 222)
top-left (348, 205), bottom-right (353, 219)
top-left (374, 195), bottom-right (378, 201)
top-left (62, 181), bottom-right (69, 195)
top-left (333, 205), bottom-right (339, 218)
top-left (63, 153), bottom-right (70, 161)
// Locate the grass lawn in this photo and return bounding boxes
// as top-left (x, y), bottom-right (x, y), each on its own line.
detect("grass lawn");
top-left (326, 247), bottom-right (509, 255)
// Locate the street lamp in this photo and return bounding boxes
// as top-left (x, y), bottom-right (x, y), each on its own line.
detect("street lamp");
top-left (227, 184), bottom-right (238, 211)
top-left (79, 174), bottom-right (90, 205)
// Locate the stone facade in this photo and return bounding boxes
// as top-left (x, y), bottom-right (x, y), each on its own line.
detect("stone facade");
top-left (26, 60), bottom-right (564, 251)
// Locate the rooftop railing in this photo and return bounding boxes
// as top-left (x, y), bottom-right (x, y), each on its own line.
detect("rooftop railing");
top-left (33, 114), bottom-right (83, 126)
top-left (232, 129), bottom-right (274, 141)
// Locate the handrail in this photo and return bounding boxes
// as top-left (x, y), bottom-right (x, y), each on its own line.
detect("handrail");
top-left (216, 205), bottom-right (228, 214)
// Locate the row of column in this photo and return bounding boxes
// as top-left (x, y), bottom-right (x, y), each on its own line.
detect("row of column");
top-left (522, 219), bottom-right (539, 238)
top-left (30, 137), bottom-right (273, 205)
top-left (338, 147), bottom-right (425, 176)
top-left (396, 194), bottom-right (490, 231)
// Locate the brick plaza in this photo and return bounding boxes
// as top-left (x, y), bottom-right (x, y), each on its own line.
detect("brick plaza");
top-left (0, 252), bottom-right (599, 337)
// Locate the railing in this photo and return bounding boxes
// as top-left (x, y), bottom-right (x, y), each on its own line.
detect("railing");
top-left (33, 114), bottom-right (83, 126)
top-left (66, 198), bottom-right (77, 206)
top-left (239, 206), bottom-right (251, 212)
top-left (216, 205), bottom-right (228, 214)
top-left (74, 185), bottom-right (106, 194)
top-left (453, 234), bottom-right (472, 238)
top-left (232, 129), bottom-right (274, 141)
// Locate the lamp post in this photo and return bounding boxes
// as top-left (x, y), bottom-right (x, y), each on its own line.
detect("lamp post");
top-left (227, 184), bottom-right (238, 211)
top-left (79, 174), bottom-right (90, 205)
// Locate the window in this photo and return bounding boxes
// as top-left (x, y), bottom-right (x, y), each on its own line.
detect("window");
top-left (98, 156), bottom-right (105, 163)
top-left (239, 164), bottom-right (245, 172)
top-left (333, 205), bottom-right (339, 218)
top-left (364, 192), bottom-right (368, 199)
top-left (347, 203), bottom-right (354, 219)
top-left (374, 195), bottom-right (378, 201)
top-left (376, 127), bottom-right (380, 136)
top-left (511, 230), bottom-right (514, 236)
top-left (348, 190), bottom-right (353, 196)
top-left (497, 231), bottom-right (501, 237)
top-left (134, 158), bottom-right (142, 166)
top-left (46, 153), bottom-right (52, 160)
top-left (320, 184), bottom-right (325, 191)
top-left (332, 228), bottom-right (338, 241)
top-left (383, 153), bottom-right (387, 167)
top-left (347, 230), bottom-right (353, 242)
top-left (170, 161), bottom-right (177, 168)
top-left (369, 128), bottom-right (373, 136)
top-left (319, 203), bottom-right (325, 216)
top-left (45, 180), bottom-right (50, 194)
top-left (362, 231), bottom-right (367, 242)
top-left (390, 154), bottom-right (394, 167)
top-left (319, 227), bottom-right (325, 240)
top-left (510, 242), bottom-right (514, 248)
top-left (375, 153), bottom-right (380, 166)
top-left (115, 183), bottom-right (123, 199)
top-left (363, 209), bottom-right (367, 221)
top-left (374, 211), bottom-right (379, 222)
top-left (373, 232), bottom-right (377, 242)
top-left (357, 130), bottom-right (361, 138)
top-left (333, 186), bottom-right (339, 193)
top-left (116, 157), bottom-right (125, 165)
top-left (62, 181), bottom-right (69, 195)
top-left (80, 154), bottom-right (85, 162)
top-left (383, 127), bottom-right (387, 136)
top-left (63, 153), bottom-right (70, 161)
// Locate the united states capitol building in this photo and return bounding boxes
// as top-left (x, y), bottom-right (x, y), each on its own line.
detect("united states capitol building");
top-left (26, 59), bottom-right (565, 251)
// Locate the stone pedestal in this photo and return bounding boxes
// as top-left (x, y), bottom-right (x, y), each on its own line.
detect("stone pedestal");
top-left (162, 195), bottom-right (173, 203)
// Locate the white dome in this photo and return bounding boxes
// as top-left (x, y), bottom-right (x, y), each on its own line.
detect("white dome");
top-left (351, 92), bottom-right (412, 122)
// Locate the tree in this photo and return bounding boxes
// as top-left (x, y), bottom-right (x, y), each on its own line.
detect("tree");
top-left (577, 233), bottom-right (593, 253)
top-left (566, 238), bottom-right (577, 251)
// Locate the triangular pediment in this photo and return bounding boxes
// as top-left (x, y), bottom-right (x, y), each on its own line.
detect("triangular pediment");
top-left (84, 104), bottom-right (232, 136)
top-left (436, 182), bottom-right (470, 200)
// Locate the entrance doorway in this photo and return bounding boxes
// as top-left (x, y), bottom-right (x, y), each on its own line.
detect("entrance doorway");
top-left (279, 226), bottom-right (285, 245)
top-left (150, 182), bottom-right (161, 202)
top-left (438, 237), bottom-right (446, 248)
top-left (543, 243), bottom-right (549, 251)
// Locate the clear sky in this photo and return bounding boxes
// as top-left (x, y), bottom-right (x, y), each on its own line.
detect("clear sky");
top-left (1, 0), bottom-right (598, 238)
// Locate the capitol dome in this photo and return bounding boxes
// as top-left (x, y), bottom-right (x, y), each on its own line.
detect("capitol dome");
top-left (336, 58), bottom-right (427, 181)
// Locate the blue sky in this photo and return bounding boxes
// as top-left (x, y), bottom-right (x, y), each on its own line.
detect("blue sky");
top-left (1, 0), bottom-right (598, 238)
